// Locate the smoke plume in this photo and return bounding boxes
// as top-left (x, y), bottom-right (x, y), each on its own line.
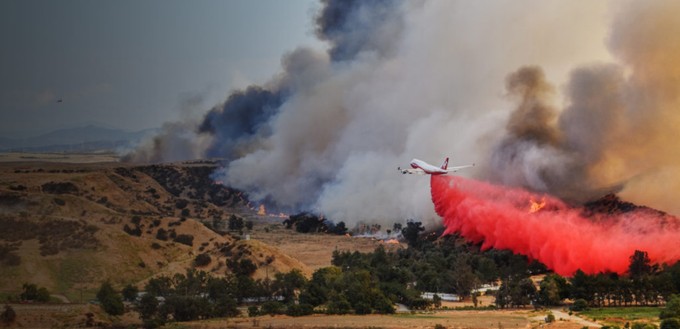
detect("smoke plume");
top-left (126, 0), bottom-right (680, 229)
top-left (431, 175), bottom-right (680, 276)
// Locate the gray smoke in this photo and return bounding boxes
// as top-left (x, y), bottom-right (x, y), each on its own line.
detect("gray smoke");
top-left (126, 0), bottom-right (680, 226)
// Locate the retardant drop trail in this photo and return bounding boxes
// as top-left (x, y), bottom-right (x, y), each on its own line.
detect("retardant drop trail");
top-left (431, 175), bottom-right (680, 276)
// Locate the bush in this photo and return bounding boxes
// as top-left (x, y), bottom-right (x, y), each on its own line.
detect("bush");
top-left (546, 312), bottom-right (555, 323)
top-left (20, 283), bottom-right (50, 302)
top-left (354, 302), bottom-right (372, 315)
top-left (570, 299), bottom-right (588, 311)
top-left (261, 301), bottom-right (284, 316)
top-left (286, 303), bottom-right (314, 317)
top-left (175, 199), bottom-right (189, 209)
top-left (248, 305), bottom-right (260, 317)
top-left (174, 234), bottom-right (194, 247)
top-left (1, 305), bottom-right (16, 325)
top-left (156, 228), bottom-right (168, 241)
top-left (327, 299), bottom-right (352, 315)
top-left (123, 224), bottom-right (142, 237)
top-left (194, 253), bottom-right (211, 267)
top-left (435, 325), bottom-right (446, 329)
top-left (662, 319), bottom-right (680, 329)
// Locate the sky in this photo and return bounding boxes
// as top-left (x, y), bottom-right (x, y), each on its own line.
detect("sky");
top-left (0, 0), bottom-right (324, 138)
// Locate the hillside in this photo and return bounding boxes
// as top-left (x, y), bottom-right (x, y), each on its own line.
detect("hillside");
top-left (0, 160), bottom-right (331, 302)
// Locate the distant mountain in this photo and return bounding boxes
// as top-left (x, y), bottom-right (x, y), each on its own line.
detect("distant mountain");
top-left (0, 136), bottom-right (17, 150)
top-left (0, 125), bottom-right (157, 152)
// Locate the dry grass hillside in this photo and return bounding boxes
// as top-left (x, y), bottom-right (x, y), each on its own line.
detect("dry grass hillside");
top-left (0, 160), bottom-right (321, 302)
top-left (0, 157), bottom-right (403, 305)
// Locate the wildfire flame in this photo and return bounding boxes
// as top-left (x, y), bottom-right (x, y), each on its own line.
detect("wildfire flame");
top-left (257, 204), bottom-right (266, 216)
top-left (529, 197), bottom-right (546, 213)
top-left (384, 239), bottom-right (400, 244)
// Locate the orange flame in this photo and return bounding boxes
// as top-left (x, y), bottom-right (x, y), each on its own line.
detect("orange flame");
top-left (529, 197), bottom-right (546, 213)
top-left (384, 239), bottom-right (400, 244)
top-left (257, 204), bottom-right (266, 216)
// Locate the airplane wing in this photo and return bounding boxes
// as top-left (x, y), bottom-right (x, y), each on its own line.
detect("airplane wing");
top-left (446, 164), bottom-right (475, 172)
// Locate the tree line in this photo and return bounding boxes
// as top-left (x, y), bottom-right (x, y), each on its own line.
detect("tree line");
top-left (87, 221), bottom-right (680, 328)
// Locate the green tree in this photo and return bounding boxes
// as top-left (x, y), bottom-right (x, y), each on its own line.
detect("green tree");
top-left (137, 294), bottom-right (165, 329)
top-left (401, 221), bottom-right (424, 247)
top-left (570, 299), bottom-right (588, 311)
top-left (538, 275), bottom-right (562, 306)
top-left (661, 295), bottom-right (680, 319)
top-left (96, 281), bottom-right (124, 316)
top-left (273, 269), bottom-right (307, 303)
top-left (451, 256), bottom-right (479, 300)
top-left (432, 294), bottom-right (442, 309)
top-left (228, 215), bottom-right (244, 231)
top-left (145, 277), bottom-right (172, 297)
top-left (36, 287), bottom-right (50, 302)
top-left (122, 284), bottom-right (139, 302)
top-left (20, 283), bottom-right (50, 302)
top-left (570, 270), bottom-right (595, 305)
top-left (261, 301), bottom-right (284, 315)
top-left (629, 250), bottom-right (655, 279)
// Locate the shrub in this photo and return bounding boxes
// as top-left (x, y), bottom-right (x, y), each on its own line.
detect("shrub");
top-left (1, 305), bottom-right (16, 325)
top-left (175, 199), bottom-right (189, 209)
top-left (194, 253), bottom-right (211, 267)
top-left (661, 319), bottom-right (680, 329)
top-left (174, 234), bottom-right (194, 247)
top-left (546, 312), bottom-right (555, 323)
top-left (286, 303), bottom-right (314, 317)
top-left (248, 305), bottom-right (260, 317)
top-left (151, 242), bottom-right (162, 249)
top-left (261, 301), bottom-right (284, 316)
top-left (123, 224), bottom-right (142, 236)
top-left (327, 299), bottom-right (352, 315)
top-left (570, 299), bottom-right (588, 311)
top-left (155, 228), bottom-right (168, 241)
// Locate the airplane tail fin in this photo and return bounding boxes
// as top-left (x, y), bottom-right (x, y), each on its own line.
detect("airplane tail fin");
top-left (440, 157), bottom-right (449, 170)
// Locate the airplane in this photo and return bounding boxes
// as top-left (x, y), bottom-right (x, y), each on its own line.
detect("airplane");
top-left (398, 157), bottom-right (474, 175)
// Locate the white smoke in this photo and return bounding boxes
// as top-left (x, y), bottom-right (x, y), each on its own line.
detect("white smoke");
top-left (129, 0), bottom-right (680, 227)
top-left (213, 1), bottom-right (614, 226)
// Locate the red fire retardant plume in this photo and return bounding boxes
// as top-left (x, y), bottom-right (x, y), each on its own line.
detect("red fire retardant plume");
top-left (431, 175), bottom-right (680, 276)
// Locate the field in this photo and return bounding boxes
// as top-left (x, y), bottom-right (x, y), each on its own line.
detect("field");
top-left (179, 310), bottom-right (533, 329)
top-left (579, 307), bottom-right (661, 325)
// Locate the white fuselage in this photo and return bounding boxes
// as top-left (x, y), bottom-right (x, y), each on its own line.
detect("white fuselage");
top-left (410, 159), bottom-right (447, 175)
